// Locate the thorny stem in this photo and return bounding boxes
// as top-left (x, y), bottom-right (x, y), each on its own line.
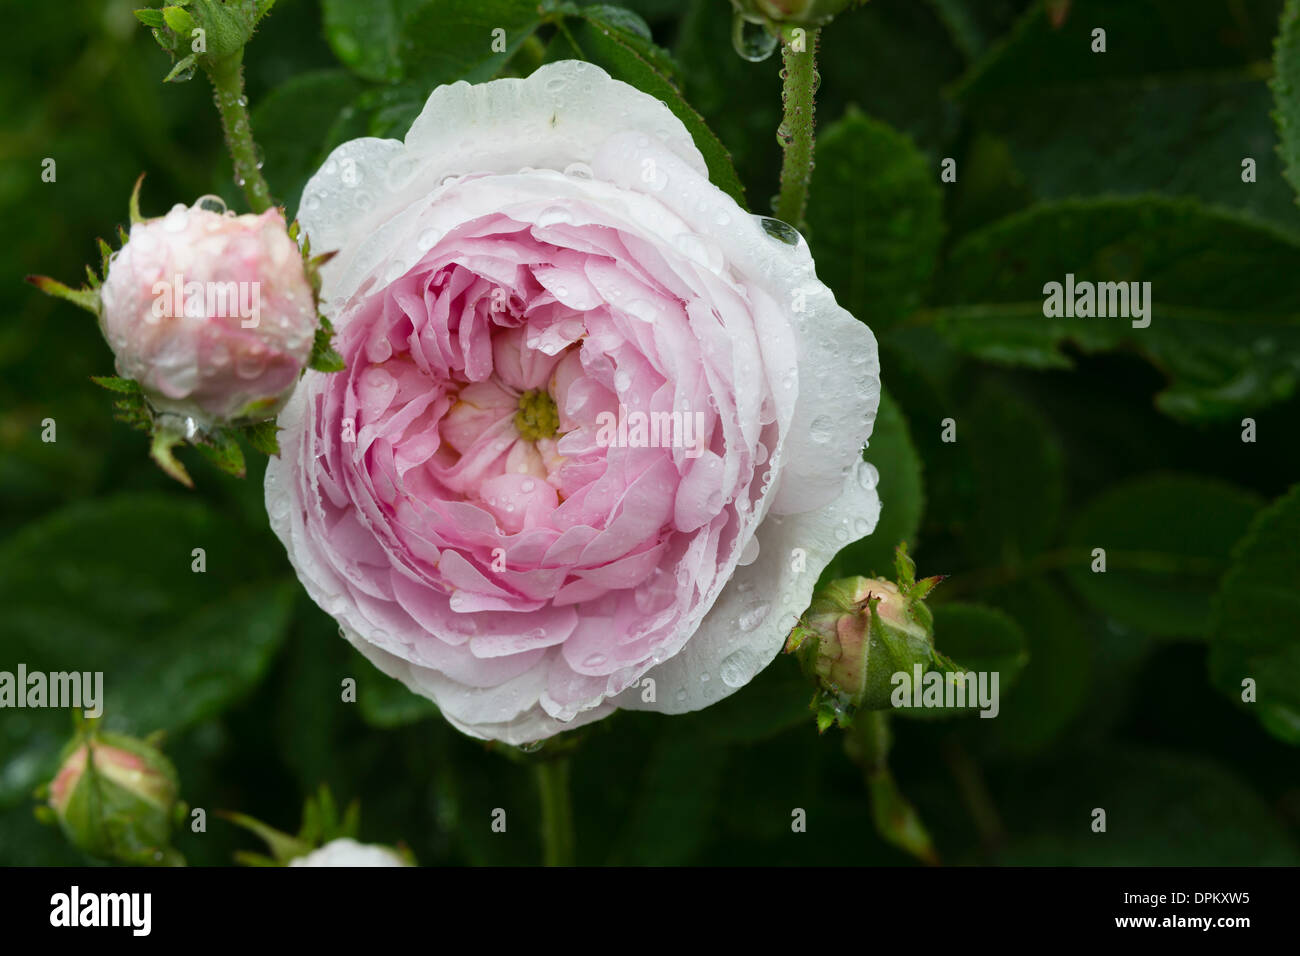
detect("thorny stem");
top-left (774, 26), bottom-right (820, 230)
top-left (206, 51), bottom-right (272, 213)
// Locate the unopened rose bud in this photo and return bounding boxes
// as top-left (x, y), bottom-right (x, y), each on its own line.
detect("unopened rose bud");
top-left (786, 544), bottom-right (941, 730)
top-left (41, 730), bottom-right (184, 866)
top-left (730, 0), bottom-right (861, 27)
top-left (288, 837), bottom-right (412, 867)
top-left (99, 200), bottom-right (316, 427)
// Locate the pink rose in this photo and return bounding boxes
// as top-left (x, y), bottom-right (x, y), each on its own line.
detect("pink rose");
top-left (266, 61), bottom-right (880, 743)
top-left (100, 203), bottom-right (316, 425)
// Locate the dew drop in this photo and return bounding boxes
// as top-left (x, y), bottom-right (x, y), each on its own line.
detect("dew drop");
top-left (731, 12), bottom-right (778, 62)
top-left (738, 601), bottom-right (770, 632)
top-left (720, 649), bottom-right (756, 688)
top-left (758, 216), bottom-right (801, 245)
top-left (536, 205), bottom-right (574, 228)
top-left (855, 459), bottom-right (879, 491)
top-left (192, 194), bottom-right (227, 215)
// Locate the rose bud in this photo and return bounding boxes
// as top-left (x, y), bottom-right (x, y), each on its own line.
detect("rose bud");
top-left (38, 729), bottom-right (184, 866)
top-left (288, 837), bottom-right (412, 867)
top-left (99, 199), bottom-right (316, 428)
top-left (730, 0), bottom-right (862, 28)
top-left (786, 545), bottom-right (941, 730)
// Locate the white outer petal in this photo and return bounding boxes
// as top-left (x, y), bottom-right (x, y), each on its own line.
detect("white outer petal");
top-left (613, 440), bottom-right (881, 715)
top-left (289, 838), bottom-right (410, 867)
top-left (296, 60), bottom-right (706, 313)
top-left (340, 624), bottom-right (615, 745)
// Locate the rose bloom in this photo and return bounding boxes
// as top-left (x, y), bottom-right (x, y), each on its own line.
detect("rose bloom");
top-left (289, 838), bottom-right (410, 868)
top-left (100, 203), bottom-right (315, 426)
top-left (266, 61), bottom-right (880, 744)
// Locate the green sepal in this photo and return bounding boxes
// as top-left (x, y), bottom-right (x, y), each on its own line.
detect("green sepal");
top-left (162, 53), bottom-right (198, 83)
top-left (240, 419), bottom-right (280, 455)
top-left (90, 375), bottom-right (141, 394)
top-left (192, 427), bottom-right (246, 478)
top-left (25, 275), bottom-right (99, 316)
top-left (140, 0), bottom-right (276, 82)
top-left (128, 172), bottom-right (146, 224)
top-left (134, 8), bottom-right (166, 29)
top-left (97, 238), bottom-right (114, 275)
top-left (219, 784), bottom-right (362, 866)
top-left (308, 314), bottom-right (345, 372)
top-left (218, 810), bottom-right (313, 865)
top-left (866, 768), bottom-right (940, 865)
top-left (150, 425), bottom-right (194, 489)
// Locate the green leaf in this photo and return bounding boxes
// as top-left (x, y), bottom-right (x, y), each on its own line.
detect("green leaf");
top-left (1066, 475), bottom-right (1262, 639)
top-left (607, 727), bottom-right (725, 865)
top-left (400, 0), bottom-right (542, 87)
top-left (576, 4), bottom-right (680, 80)
top-left (954, 0), bottom-right (1297, 231)
top-left (0, 495), bottom-right (295, 807)
top-left (322, 0), bottom-right (429, 83)
top-left (1209, 482), bottom-right (1300, 743)
top-left (932, 603), bottom-right (1028, 685)
top-left (821, 388), bottom-right (923, 581)
top-left (807, 111), bottom-right (944, 332)
top-left (556, 6), bottom-right (747, 207)
top-left (674, 654), bottom-right (812, 744)
top-left (1275, 0), bottom-right (1300, 204)
top-left (251, 69), bottom-right (363, 212)
top-left (980, 581), bottom-right (1092, 757)
top-left (932, 197), bottom-right (1300, 422)
top-left (895, 602), bottom-right (1027, 721)
top-left (993, 748), bottom-right (1299, 865)
top-left (964, 381), bottom-right (1064, 566)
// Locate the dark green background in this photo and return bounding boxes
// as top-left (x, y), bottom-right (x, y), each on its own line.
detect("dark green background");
top-left (1, 0), bottom-right (1297, 865)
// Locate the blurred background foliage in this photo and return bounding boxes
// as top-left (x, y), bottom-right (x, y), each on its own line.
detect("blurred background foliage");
top-left (1, 0), bottom-right (1297, 865)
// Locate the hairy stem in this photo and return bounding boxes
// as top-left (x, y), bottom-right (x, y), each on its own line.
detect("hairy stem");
top-left (774, 26), bottom-right (820, 229)
top-left (206, 51), bottom-right (272, 212)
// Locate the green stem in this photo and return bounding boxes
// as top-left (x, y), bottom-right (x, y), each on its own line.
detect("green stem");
top-left (847, 713), bottom-right (940, 865)
top-left (941, 737), bottom-right (1005, 855)
top-left (205, 51), bottom-right (272, 213)
top-left (774, 26), bottom-right (820, 229)
top-left (534, 756), bottom-right (574, 867)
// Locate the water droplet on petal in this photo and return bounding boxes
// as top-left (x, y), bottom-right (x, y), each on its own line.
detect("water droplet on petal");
top-left (192, 194), bottom-right (227, 215)
top-left (758, 216), bottom-right (801, 245)
top-left (720, 649), bottom-right (757, 688)
top-left (855, 459), bottom-right (879, 491)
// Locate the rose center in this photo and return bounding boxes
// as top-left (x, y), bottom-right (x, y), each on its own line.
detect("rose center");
top-left (514, 388), bottom-right (559, 441)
